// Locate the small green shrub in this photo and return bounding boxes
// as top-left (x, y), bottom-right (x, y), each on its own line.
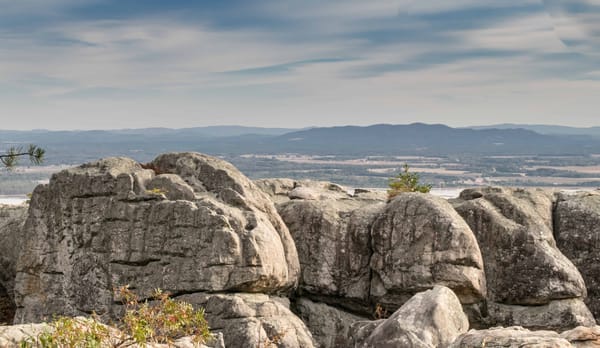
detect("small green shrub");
top-left (387, 164), bottom-right (432, 200)
top-left (146, 188), bottom-right (168, 195)
top-left (20, 286), bottom-right (210, 348)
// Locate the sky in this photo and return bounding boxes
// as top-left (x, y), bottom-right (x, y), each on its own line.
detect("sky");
top-left (1, 0), bottom-right (599, 130)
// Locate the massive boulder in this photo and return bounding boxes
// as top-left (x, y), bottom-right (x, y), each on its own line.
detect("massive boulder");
top-left (294, 298), bottom-right (368, 348)
top-left (278, 199), bottom-right (383, 310)
top-left (370, 193), bottom-right (486, 311)
top-left (452, 187), bottom-right (592, 329)
top-left (178, 293), bottom-right (315, 348)
top-left (449, 327), bottom-right (571, 348)
top-left (13, 153), bottom-right (300, 323)
top-left (0, 204), bottom-right (27, 324)
top-left (555, 191), bottom-right (600, 320)
top-left (352, 286), bottom-right (469, 348)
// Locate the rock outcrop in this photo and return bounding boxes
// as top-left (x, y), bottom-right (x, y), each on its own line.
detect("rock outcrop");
top-left (555, 191), bottom-right (600, 320)
top-left (352, 286), bottom-right (469, 348)
top-left (177, 293), bottom-right (315, 348)
top-left (294, 298), bottom-right (367, 348)
top-left (371, 193), bottom-right (486, 311)
top-left (453, 187), bottom-right (592, 330)
top-left (0, 204), bottom-right (27, 324)
top-left (13, 153), bottom-right (300, 323)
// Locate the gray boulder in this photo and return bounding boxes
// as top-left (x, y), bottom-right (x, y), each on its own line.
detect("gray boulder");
top-left (488, 299), bottom-right (595, 331)
top-left (13, 153), bottom-right (300, 323)
top-left (255, 179), bottom-right (353, 204)
top-left (294, 298), bottom-right (368, 348)
top-left (555, 192), bottom-right (600, 320)
top-left (0, 204), bottom-right (27, 324)
top-left (452, 187), bottom-right (585, 305)
top-left (278, 199), bottom-right (383, 309)
top-left (449, 327), bottom-right (571, 348)
top-left (353, 286), bottom-right (469, 348)
top-left (178, 293), bottom-right (315, 348)
top-left (371, 193), bottom-right (486, 310)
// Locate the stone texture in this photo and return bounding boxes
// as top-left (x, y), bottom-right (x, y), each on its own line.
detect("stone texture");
top-left (555, 191), bottom-right (600, 320)
top-left (449, 327), bottom-right (571, 348)
top-left (370, 193), bottom-right (486, 310)
top-left (452, 187), bottom-right (586, 306)
top-left (353, 286), bottom-right (469, 348)
top-left (278, 199), bottom-right (383, 309)
top-left (178, 293), bottom-right (315, 348)
top-left (146, 174), bottom-right (195, 201)
top-left (0, 204), bottom-right (27, 324)
top-left (560, 326), bottom-right (600, 347)
top-left (487, 298), bottom-right (595, 332)
top-left (255, 179), bottom-right (353, 204)
top-left (13, 153), bottom-right (300, 323)
top-left (294, 297), bottom-right (367, 348)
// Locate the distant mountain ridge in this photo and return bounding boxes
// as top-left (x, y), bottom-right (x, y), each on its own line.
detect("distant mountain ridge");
top-left (470, 124), bottom-right (600, 137)
top-left (2, 123), bottom-right (600, 165)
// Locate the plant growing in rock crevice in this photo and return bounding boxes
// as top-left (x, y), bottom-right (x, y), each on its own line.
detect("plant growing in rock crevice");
top-left (20, 286), bottom-right (211, 348)
top-left (387, 163), bottom-right (432, 200)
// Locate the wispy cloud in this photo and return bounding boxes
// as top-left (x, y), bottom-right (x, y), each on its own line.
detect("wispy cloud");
top-left (0, 0), bottom-right (599, 129)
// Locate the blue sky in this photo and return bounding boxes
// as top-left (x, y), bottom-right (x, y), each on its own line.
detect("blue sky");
top-left (1, 0), bottom-right (599, 129)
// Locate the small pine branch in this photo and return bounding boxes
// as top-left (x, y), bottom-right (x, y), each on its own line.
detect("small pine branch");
top-left (0, 145), bottom-right (45, 168)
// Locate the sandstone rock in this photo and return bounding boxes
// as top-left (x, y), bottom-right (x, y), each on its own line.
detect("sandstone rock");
top-left (452, 187), bottom-right (586, 306)
top-left (178, 293), bottom-right (315, 348)
top-left (278, 199), bottom-right (383, 309)
top-left (146, 174), bottom-right (195, 201)
top-left (288, 186), bottom-right (319, 200)
top-left (0, 204), bottom-right (27, 324)
top-left (555, 192), bottom-right (600, 320)
top-left (14, 153), bottom-right (300, 323)
top-left (294, 297), bottom-right (367, 348)
top-left (0, 322), bottom-right (51, 347)
top-left (487, 298), bottom-right (595, 332)
top-left (255, 179), bottom-right (352, 204)
top-left (354, 286), bottom-right (469, 348)
top-left (449, 326), bottom-right (571, 348)
top-left (560, 326), bottom-right (600, 347)
top-left (370, 193), bottom-right (485, 310)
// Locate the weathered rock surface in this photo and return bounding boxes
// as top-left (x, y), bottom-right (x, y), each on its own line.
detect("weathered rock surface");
top-left (278, 199), bottom-right (383, 309)
top-left (452, 187), bottom-right (586, 305)
top-left (0, 204), bottom-right (27, 324)
top-left (560, 326), bottom-right (600, 347)
top-left (294, 297), bottom-right (367, 348)
top-left (487, 298), bottom-right (595, 331)
top-left (353, 286), bottom-right (469, 348)
top-left (371, 193), bottom-right (486, 310)
top-left (13, 153), bottom-right (300, 323)
top-left (555, 191), bottom-right (600, 320)
top-left (255, 179), bottom-right (352, 204)
top-left (178, 293), bottom-right (315, 348)
top-left (449, 326), bottom-right (571, 348)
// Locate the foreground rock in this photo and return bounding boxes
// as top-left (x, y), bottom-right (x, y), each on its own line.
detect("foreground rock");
top-left (450, 327), bottom-right (571, 347)
top-left (0, 204), bottom-right (27, 324)
top-left (555, 191), bottom-right (600, 320)
top-left (453, 187), bottom-right (592, 329)
top-left (294, 298), bottom-right (367, 348)
top-left (370, 193), bottom-right (486, 311)
top-left (14, 153), bottom-right (300, 323)
top-left (352, 286), bottom-right (469, 348)
top-left (178, 293), bottom-right (316, 348)
top-left (450, 325), bottom-right (600, 348)
top-left (0, 319), bottom-right (225, 348)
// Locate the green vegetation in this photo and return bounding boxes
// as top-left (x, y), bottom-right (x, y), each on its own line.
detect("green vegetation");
top-left (20, 286), bottom-right (211, 348)
top-left (387, 164), bottom-right (432, 199)
top-left (0, 145), bottom-right (45, 168)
